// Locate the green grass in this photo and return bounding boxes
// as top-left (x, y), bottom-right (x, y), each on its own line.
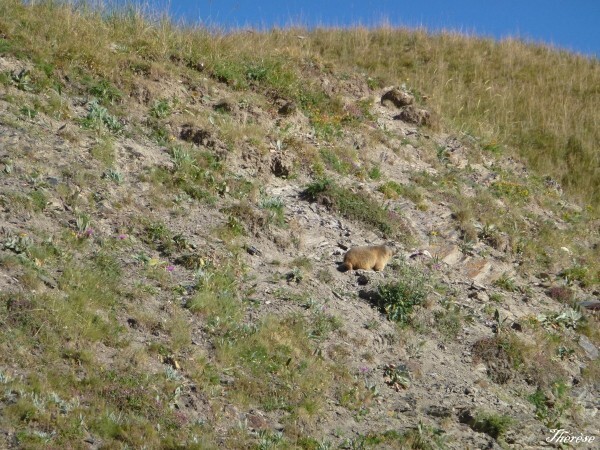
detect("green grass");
top-left (471, 412), bottom-right (513, 439)
top-left (303, 178), bottom-right (408, 239)
top-left (374, 264), bottom-right (430, 324)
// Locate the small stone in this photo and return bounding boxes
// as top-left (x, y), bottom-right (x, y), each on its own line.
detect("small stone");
top-left (219, 374), bottom-right (235, 385)
top-left (246, 245), bottom-right (261, 256)
top-left (46, 177), bottom-right (60, 187)
top-left (356, 274), bottom-right (369, 286)
top-left (247, 412), bottom-right (269, 431)
top-left (38, 274), bottom-right (57, 289)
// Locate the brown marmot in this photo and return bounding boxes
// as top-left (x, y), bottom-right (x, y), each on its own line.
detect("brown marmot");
top-left (342, 245), bottom-right (394, 271)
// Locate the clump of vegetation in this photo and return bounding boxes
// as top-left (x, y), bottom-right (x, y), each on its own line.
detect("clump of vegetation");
top-left (80, 100), bottom-right (123, 134)
top-left (378, 181), bottom-right (423, 204)
top-left (373, 263), bottom-right (429, 324)
top-left (493, 273), bottom-right (518, 292)
top-left (528, 382), bottom-right (572, 428)
top-left (546, 286), bottom-right (574, 303)
top-left (470, 412), bottom-right (513, 439)
top-left (303, 178), bottom-right (408, 239)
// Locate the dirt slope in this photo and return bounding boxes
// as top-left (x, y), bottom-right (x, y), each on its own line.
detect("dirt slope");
top-left (0, 50), bottom-right (598, 449)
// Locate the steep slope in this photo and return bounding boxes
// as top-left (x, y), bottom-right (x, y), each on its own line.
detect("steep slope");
top-left (0, 3), bottom-right (599, 449)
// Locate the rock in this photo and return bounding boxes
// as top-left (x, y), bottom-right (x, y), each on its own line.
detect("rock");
top-left (464, 259), bottom-right (493, 283)
top-left (38, 274), bottom-right (57, 289)
top-left (510, 322), bottom-right (523, 332)
top-left (219, 374), bottom-right (235, 385)
top-left (46, 176), bottom-right (60, 186)
top-left (246, 411), bottom-right (269, 431)
top-left (468, 290), bottom-right (489, 302)
top-left (425, 405), bottom-right (452, 418)
top-left (277, 101), bottom-right (297, 116)
top-left (394, 105), bottom-right (431, 126)
top-left (381, 88), bottom-right (414, 108)
top-left (246, 245), bottom-right (261, 256)
top-left (437, 244), bottom-right (463, 265)
top-left (271, 154), bottom-right (292, 178)
top-left (356, 274), bottom-right (369, 286)
top-left (180, 124), bottom-right (213, 147)
top-left (579, 335), bottom-right (598, 360)
top-left (579, 299), bottom-right (600, 311)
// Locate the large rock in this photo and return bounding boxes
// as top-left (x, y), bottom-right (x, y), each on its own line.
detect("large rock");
top-left (394, 105), bottom-right (431, 126)
top-left (381, 88), bottom-right (414, 108)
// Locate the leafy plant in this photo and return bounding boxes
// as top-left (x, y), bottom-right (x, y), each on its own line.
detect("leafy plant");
top-left (150, 98), bottom-right (171, 118)
top-left (536, 308), bottom-right (583, 330)
top-left (103, 167), bottom-right (124, 184)
top-left (11, 69), bottom-right (34, 91)
top-left (80, 100), bottom-right (123, 133)
top-left (374, 264), bottom-right (429, 324)
top-left (493, 273), bottom-right (518, 292)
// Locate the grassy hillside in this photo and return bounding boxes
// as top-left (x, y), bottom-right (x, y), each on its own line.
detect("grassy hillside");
top-left (1, 0), bottom-right (598, 206)
top-left (0, 2), bottom-right (599, 449)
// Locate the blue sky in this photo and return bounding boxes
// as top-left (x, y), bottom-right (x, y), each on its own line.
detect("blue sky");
top-left (129, 1), bottom-right (599, 57)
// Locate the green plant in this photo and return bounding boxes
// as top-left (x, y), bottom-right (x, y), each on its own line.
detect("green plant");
top-left (260, 196), bottom-right (286, 227)
top-left (471, 412), bottom-right (513, 439)
top-left (383, 363), bottom-right (411, 390)
top-left (560, 265), bottom-right (590, 286)
top-left (536, 308), bottom-right (583, 330)
top-left (80, 100), bottom-right (123, 134)
top-left (434, 307), bottom-right (462, 338)
top-left (150, 98), bottom-right (171, 118)
top-left (89, 79), bottom-right (122, 104)
top-left (303, 179), bottom-right (407, 240)
top-left (493, 273), bottom-right (518, 292)
top-left (527, 382), bottom-right (572, 428)
top-left (19, 105), bottom-right (38, 119)
top-left (378, 181), bottom-right (423, 203)
top-left (374, 264), bottom-right (429, 324)
top-left (368, 165), bottom-right (382, 180)
top-left (103, 167), bottom-right (123, 184)
top-left (90, 137), bottom-right (115, 166)
top-left (11, 69), bottom-right (34, 91)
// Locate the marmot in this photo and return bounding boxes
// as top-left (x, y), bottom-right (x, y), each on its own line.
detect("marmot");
top-left (342, 245), bottom-right (394, 271)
